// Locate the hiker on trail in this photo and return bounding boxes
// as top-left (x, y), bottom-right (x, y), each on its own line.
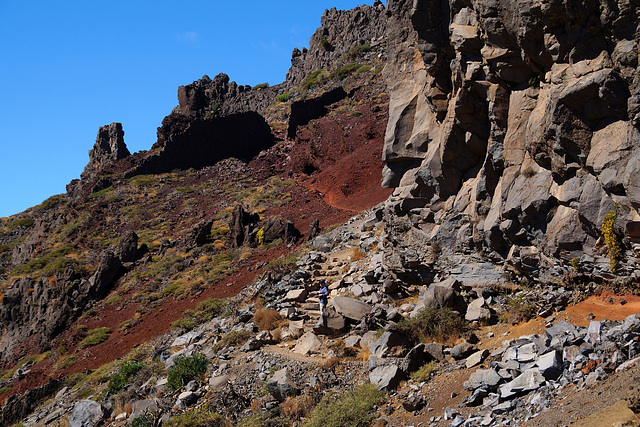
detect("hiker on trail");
top-left (317, 280), bottom-right (329, 317)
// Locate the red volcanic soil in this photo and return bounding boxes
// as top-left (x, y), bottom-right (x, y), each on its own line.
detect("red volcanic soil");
top-left (3, 86), bottom-right (392, 398)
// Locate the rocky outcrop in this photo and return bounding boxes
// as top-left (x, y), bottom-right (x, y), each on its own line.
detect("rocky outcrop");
top-left (0, 379), bottom-right (59, 427)
top-left (382, 0), bottom-right (640, 260)
top-left (67, 123), bottom-right (131, 200)
top-left (82, 123), bottom-right (130, 179)
top-left (0, 234), bottom-right (143, 364)
top-left (287, 86), bottom-right (348, 139)
top-left (128, 110), bottom-right (275, 176)
top-left (285, 1), bottom-right (388, 87)
top-left (175, 73), bottom-right (286, 119)
top-left (229, 205), bottom-right (301, 249)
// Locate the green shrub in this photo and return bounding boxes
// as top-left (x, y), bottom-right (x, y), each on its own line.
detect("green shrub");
top-left (398, 307), bottom-right (465, 344)
top-left (213, 330), bottom-right (252, 352)
top-left (330, 63), bottom-right (361, 81)
top-left (107, 360), bottom-right (146, 394)
top-left (410, 360), bottom-right (438, 382)
top-left (37, 194), bottom-right (66, 211)
top-left (167, 354), bottom-right (209, 390)
top-left (276, 92), bottom-right (292, 103)
top-left (78, 327), bottom-right (112, 349)
top-left (302, 69), bottom-right (329, 90)
top-left (12, 243), bottom-right (76, 276)
top-left (76, 386), bottom-right (95, 399)
top-left (0, 386), bottom-right (11, 395)
top-left (571, 257), bottom-right (581, 272)
top-left (303, 383), bottom-right (385, 427)
top-left (254, 82), bottom-right (269, 90)
top-left (340, 43), bottom-right (372, 62)
top-left (163, 407), bottom-right (226, 427)
top-left (500, 296), bottom-right (537, 325)
top-left (171, 298), bottom-right (226, 331)
top-left (7, 217), bottom-right (34, 230)
top-left (321, 38), bottom-right (331, 50)
top-left (129, 413), bottom-right (155, 427)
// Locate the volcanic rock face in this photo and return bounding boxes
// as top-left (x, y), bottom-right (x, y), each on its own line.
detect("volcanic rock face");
top-left (128, 111), bottom-right (275, 176)
top-left (67, 122), bottom-right (131, 200)
top-left (285, 1), bottom-right (388, 87)
top-left (83, 122), bottom-right (130, 179)
top-left (383, 0), bottom-right (640, 258)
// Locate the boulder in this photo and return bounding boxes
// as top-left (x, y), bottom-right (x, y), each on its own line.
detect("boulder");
top-left (465, 298), bottom-right (492, 322)
top-left (130, 399), bottom-right (159, 420)
top-left (369, 330), bottom-right (409, 358)
top-left (285, 288), bottom-right (308, 303)
top-left (267, 368), bottom-right (299, 401)
top-left (331, 296), bottom-right (372, 321)
top-left (69, 400), bottom-right (105, 427)
top-left (369, 364), bottom-right (404, 391)
top-left (209, 374), bottom-right (231, 389)
top-left (190, 220), bottom-right (213, 246)
top-left (499, 369), bottom-right (545, 399)
top-left (464, 369), bottom-right (502, 391)
top-left (293, 332), bottom-right (323, 355)
top-left (450, 342), bottom-right (477, 360)
top-left (400, 343), bottom-right (436, 374)
top-left (535, 350), bottom-right (563, 380)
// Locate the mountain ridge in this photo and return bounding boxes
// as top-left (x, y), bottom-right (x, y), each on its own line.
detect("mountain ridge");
top-left (1, 0), bottom-right (640, 426)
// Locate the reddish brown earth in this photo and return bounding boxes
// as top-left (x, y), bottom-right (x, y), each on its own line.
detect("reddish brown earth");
top-left (1, 86), bottom-right (392, 401)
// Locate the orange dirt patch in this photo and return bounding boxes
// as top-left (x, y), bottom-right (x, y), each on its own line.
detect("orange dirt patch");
top-left (561, 291), bottom-right (640, 327)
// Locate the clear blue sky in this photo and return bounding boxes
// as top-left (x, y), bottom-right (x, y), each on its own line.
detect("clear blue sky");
top-left (0, 1), bottom-right (381, 218)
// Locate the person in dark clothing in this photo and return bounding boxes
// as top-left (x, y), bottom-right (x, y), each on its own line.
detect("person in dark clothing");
top-left (317, 279), bottom-right (329, 317)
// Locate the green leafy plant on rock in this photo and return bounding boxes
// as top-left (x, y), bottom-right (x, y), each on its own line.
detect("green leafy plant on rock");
top-left (602, 205), bottom-right (622, 272)
top-left (398, 307), bottom-right (465, 344)
top-left (106, 360), bottom-right (146, 394)
top-left (275, 92), bottom-right (291, 103)
top-left (167, 353), bottom-right (209, 390)
top-left (303, 383), bottom-right (385, 427)
top-left (171, 298), bottom-right (226, 331)
top-left (164, 406), bottom-right (226, 427)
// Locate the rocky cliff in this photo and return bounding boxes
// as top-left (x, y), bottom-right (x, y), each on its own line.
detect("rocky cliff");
top-left (382, 0), bottom-right (640, 265)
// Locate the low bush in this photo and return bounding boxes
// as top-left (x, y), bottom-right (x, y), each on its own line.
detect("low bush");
top-left (167, 353), bottom-right (209, 390)
top-left (330, 63), bottom-right (361, 81)
top-left (106, 360), bottom-right (146, 394)
top-left (78, 327), bottom-right (112, 349)
top-left (276, 92), bottom-right (292, 103)
top-left (410, 360), bottom-right (438, 382)
top-left (164, 406), bottom-right (227, 427)
top-left (254, 82), bottom-right (269, 90)
top-left (171, 298), bottom-right (226, 331)
top-left (602, 204), bottom-right (622, 272)
top-left (129, 413), bottom-right (155, 427)
top-left (303, 383), bottom-right (385, 427)
top-left (239, 410), bottom-right (290, 427)
top-left (501, 296), bottom-right (537, 325)
top-left (340, 43), bottom-right (372, 61)
top-left (282, 392), bottom-right (316, 420)
top-left (7, 217), bottom-right (34, 230)
top-left (302, 69), bottom-right (329, 90)
top-left (214, 330), bottom-right (252, 352)
top-left (254, 308), bottom-right (283, 331)
top-left (321, 38), bottom-right (331, 50)
top-left (398, 307), bottom-right (465, 344)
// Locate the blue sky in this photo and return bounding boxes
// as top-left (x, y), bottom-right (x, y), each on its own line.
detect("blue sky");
top-left (0, 1), bottom-right (380, 218)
